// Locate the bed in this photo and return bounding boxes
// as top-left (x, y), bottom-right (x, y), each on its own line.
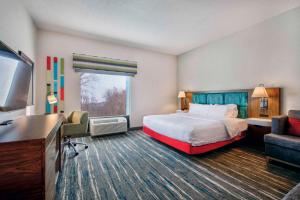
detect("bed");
top-left (143, 91), bottom-right (249, 154)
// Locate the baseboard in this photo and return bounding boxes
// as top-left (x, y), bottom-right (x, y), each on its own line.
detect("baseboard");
top-left (129, 126), bottom-right (142, 131)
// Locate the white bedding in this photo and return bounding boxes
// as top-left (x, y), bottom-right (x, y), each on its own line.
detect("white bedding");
top-left (143, 113), bottom-right (247, 146)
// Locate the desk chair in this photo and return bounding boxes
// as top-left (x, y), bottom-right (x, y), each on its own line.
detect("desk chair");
top-left (61, 111), bottom-right (89, 156)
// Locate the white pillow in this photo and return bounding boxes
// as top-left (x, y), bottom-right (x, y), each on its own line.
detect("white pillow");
top-left (189, 103), bottom-right (238, 119)
top-left (189, 103), bottom-right (210, 117)
top-left (224, 104), bottom-right (238, 118)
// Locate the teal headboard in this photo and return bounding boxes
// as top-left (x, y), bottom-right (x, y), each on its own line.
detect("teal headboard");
top-left (192, 92), bottom-right (248, 118)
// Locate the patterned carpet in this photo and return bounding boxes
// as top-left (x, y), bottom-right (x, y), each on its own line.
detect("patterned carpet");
top-left (56, 130), bottom-right (300, 200)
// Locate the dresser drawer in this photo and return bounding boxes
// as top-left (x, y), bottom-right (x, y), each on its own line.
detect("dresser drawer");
top-left (0, 140), bottom-right (43, 200)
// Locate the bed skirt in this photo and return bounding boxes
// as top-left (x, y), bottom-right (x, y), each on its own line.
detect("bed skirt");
top-left (143, 126), bottom-right (246, 155)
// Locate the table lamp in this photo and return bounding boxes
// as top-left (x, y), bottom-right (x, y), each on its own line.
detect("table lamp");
top-left (252, 84), bottom-right (269, 117)
top-left (178, 91), bottom-right (186, 110)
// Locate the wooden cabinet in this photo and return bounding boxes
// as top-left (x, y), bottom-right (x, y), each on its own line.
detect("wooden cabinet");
top-left (0, 114), bottom-right (65, 200)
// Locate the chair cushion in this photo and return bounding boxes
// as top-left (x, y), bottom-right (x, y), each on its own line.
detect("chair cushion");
top-left (264, 133), bottom-right (300, 151)
top-left (288, 117), bottom-right (300, 137)
top-left (72, 112), bottom-right (82, 124)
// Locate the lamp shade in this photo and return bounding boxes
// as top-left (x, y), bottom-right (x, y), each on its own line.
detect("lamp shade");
top-left (178, 91), bottom-right (186, 98)
top-left (252, 85), bottom-right (269, 98)
top-left (47, 94), bottom-right (57, 104)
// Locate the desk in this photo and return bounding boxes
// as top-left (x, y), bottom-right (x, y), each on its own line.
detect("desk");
top-left (0, 114), bottom-right (65, 200)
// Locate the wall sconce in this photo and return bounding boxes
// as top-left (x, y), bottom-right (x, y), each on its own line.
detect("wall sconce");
top-left (252, 84), bottom-right (269, 117)
top-left (47, 94), bottom-right (57, 105)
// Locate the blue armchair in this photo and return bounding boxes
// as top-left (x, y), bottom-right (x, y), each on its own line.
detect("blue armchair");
top-left (264, 110), bottom-right (300, 168)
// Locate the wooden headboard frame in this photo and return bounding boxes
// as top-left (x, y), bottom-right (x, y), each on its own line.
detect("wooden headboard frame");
top-left (181, 88), bottom-right (281, 118)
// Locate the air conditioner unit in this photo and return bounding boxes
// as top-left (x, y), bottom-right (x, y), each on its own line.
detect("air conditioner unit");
top-left (89, 117), bottom-right (127, 136)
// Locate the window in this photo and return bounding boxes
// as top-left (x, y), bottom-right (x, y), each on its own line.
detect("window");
top-left (80, 73), bottom-right (130, 117)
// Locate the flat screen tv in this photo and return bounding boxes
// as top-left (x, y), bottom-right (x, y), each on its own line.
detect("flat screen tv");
top-left (0, 41), bottom-right (33, 112)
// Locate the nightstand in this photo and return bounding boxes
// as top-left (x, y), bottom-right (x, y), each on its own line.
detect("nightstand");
top-left (246, 118), bottom-right (272, 150)
top-left (247, 118), bottom-right (272, 127)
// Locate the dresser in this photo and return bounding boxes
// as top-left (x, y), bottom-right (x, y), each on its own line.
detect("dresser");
top-left (0, 114), bottom-right (65, 200)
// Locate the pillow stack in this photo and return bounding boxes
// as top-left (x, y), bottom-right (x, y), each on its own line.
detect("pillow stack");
top-left (189, 103), bottom-right (238, 119)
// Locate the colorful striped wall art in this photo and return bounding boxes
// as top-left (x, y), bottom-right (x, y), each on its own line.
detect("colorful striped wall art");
top-left (46, 56), bottom-right (65, 114)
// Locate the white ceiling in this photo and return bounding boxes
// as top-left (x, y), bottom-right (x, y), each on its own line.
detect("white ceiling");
top-left (22, 0), bottom-right (300, 55)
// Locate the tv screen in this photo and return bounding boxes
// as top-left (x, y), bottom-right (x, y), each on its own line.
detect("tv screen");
top-left (0, 44), bottom-right (32, 112)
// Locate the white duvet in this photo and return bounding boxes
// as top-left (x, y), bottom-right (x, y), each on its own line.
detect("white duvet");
top-left (143, 113), bottom-right (247, 146)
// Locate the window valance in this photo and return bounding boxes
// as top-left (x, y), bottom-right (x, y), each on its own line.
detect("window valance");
top-left (73, 53), bottom-right (137, 76)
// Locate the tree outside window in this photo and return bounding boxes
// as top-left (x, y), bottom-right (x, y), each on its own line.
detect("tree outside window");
top-left (80, 73), bottom-right (129, 117)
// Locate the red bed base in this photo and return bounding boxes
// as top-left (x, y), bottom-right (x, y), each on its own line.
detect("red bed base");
top-left (143, 126), bottom-right (246, 155)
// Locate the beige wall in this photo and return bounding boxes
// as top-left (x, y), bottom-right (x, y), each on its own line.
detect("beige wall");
top-left (0, 0), bottom-right (36, 60)
top-left (36, 30), bottom-right (177, 127)
top-left (178, 7), bottom-right (300, 114)
top-left (0, 0), bottom-right (36, 121)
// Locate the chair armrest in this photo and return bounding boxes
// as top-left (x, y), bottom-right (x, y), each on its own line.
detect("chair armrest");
top-left (67, 113), bottom-right (73, 123)
top-left (61, 123), bottom-right (84, 136)
top-left (271, 115), bottom-right (288, 134)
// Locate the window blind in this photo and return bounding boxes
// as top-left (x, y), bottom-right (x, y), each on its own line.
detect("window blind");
top-left (73, 53), bottom-right (137, 76)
